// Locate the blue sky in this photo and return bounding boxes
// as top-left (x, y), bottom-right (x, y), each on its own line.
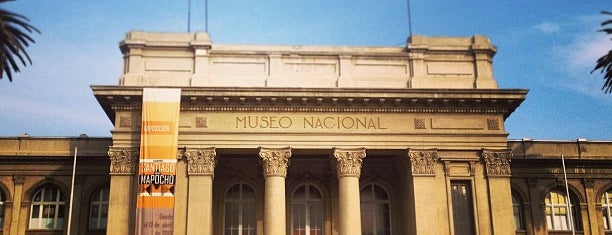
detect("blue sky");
top-left (0, 0), bottom-right (610, 140)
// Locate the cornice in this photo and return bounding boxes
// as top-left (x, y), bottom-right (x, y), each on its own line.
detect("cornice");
top-left (92, 86), bottom-right (527, 122)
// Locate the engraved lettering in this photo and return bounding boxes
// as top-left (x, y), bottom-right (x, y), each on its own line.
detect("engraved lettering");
top-left (279, 116), bottom-right (292, 128)
top-left (235, 116), bottom-right (293, 129)
top-left (236, 116), bottom-right (246, 128)
top-left (236, 116), bottom-right (387, 130)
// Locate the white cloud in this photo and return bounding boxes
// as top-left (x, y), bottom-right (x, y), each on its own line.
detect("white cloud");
top-left (552, 34), bottom-right (612, 103)
top-left (566, 35), bottom-right (611, 68)
top-left (532, 22), bottom-right (561, 33)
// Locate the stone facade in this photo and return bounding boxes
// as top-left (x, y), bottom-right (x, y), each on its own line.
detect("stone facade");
top-left (0, 31), bottom-right (610, 235)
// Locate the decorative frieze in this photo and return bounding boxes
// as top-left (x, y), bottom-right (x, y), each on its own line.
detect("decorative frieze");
top-left (184, 147), bottom-right (216, 176)
top-left (333, 148), bottom-right (366, 177)
top-left (408, 149), bottom-right (439, 176)
top-left (487, 118), bottom-right (500, 130)
top-left (414, 118), bottom-right (426, 129)
top-left (481, 149), bottom-right (512, 177)
top-left (119, 115), bottom-right (132, 128)
top-left (195, 116), bottom-right (208, 128)
top-left (259, 147), bottom-right (292, 177)
top-left (108, 147), bottom-right (139, 175)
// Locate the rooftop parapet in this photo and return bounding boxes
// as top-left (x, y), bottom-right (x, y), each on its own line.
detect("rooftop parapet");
top-left (508, 139), bottom-right (612, 160)
top-left (118, 31), bottom-right (499, 89)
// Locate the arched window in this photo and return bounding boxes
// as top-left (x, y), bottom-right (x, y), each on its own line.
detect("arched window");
top-left (0, 190), bottom-right (5, 230)
top-left (545, 190), bottom-right (580, 231)
top-left (360, 184), bottom-right (391, 235)
top-left (602, 189), bottom-right (612, 231)
top-left (89, 187), bottom-right (109, 230)
top-left (224, 183), bottom-right (256, 235)
top-left (29, 185), bottom-right (65, 230)
top-left (291, 184), bottom-right (324, 235)
top-left (512, 192), bottom-right (524, 230)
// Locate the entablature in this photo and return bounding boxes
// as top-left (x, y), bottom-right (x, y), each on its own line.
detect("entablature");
top-left (92, 86), bottom-right (527, 123)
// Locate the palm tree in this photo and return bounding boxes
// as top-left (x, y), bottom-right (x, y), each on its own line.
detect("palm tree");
top-left (592, 11), bottom-right (612, 93)
top-left (0, 0), bottom-right (40, 82)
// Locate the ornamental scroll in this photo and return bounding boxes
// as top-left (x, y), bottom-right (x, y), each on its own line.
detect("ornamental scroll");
top-left (259, 147), bottom-right (292, 177)
top-left (481, 149), bottom-right (512, 177)
top-left (108, 147), bottom-right (139, 174)
top-left (184, 147), bottom-right (217, 176)
top-left (333, 148), bottom-right (366, 177)
top-left (408, 149), bottom-right (439, 176)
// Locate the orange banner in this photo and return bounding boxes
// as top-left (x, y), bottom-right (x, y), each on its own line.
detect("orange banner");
top-left (136, 88), bottom-right (181, 235)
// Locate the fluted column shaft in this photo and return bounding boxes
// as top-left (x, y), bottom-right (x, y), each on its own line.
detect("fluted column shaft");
top-left (333, 148), bottom-right (366, 235)
top-left (259, 147), bottom-right (291, 235)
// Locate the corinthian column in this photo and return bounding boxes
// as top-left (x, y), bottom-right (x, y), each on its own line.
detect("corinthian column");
top-left (184, 147), bottom-right (216, 235)
top-left (333, 147), bottom-right (366, 235)
top-left (259, 147), bottom-right (291, 235)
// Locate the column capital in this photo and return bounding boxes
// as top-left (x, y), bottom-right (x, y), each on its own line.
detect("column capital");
top-left (333, 147), bottom-right (366, 178)
top-left (481, 149), bottom-right (512, 177)
top-left (407, 149), bottom-right (439, 176)
top-left (108, 146), bottom-right (139, 175)
top-left (259, 147), bottom-right (292, 178)
top-left (184, 147), bottom-right (217, 176)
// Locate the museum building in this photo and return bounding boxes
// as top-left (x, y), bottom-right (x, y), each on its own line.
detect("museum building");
top-left (0, 31), bottom-right (611, 235)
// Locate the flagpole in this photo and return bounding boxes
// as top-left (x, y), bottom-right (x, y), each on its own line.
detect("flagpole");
top-left (406, 0), bottom-right (413, 37)
top-left (205, 0), bottom-right (208, 32)
top-left (67, 147), bottom-right (78, 235)
top-left (188, 0), bottom-right (192, 32)
top-left (561, 154), bottom-right (575, 235)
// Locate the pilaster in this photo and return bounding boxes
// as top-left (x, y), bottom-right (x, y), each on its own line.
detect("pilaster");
top-left (108, 147), bottom-right (138, 175)
top-left (333, 147), bottom-right (365, 235)
top-left (472, 35), bottom-right (498, 89)
top-left (583, 178), bottom-right (599, 235)
top-left (184, 147), bottom-right (216, 235)
top-left (68, 177), bottom-right (84, 235)
top-left (481, 149), bottom-right (514, 234)
top-left (259, 147), bottom-right (291, 235)
top-left (106, 146), bottom-right (138, 235)
top-left (406, 149), bottom-right (439, 235)
top-left (9, 175), bottom-right (24, 235)
top-left (481, 149), bottom-right (512, 177)
top-left (190, 32), bottom-right (212, 86)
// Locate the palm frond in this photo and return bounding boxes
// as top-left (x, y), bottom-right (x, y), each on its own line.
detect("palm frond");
top-left (592, 12), bottom-right (612, 93)
top-left (0, 4), bottom-right (40, 81)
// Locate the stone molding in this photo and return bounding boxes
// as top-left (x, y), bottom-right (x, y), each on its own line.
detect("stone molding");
top-left (108, 146), bottom-right (139, 175)
top-left (481, 149), bottom-right (512, 177)
top-left (13, 175), bottom-right (25, 185)
top-left (259, 147), bottom-right (292, 178)
top-left (112, 103), bottom-right (513, 115)
top-left (184, 147), bottom-right (217, 176)
top-left (333, 148), bottom-right (366, 178)
top-left (582, 178), bottom-right (594, 188)
top-left (408, 149), bottom-right (439, 176)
